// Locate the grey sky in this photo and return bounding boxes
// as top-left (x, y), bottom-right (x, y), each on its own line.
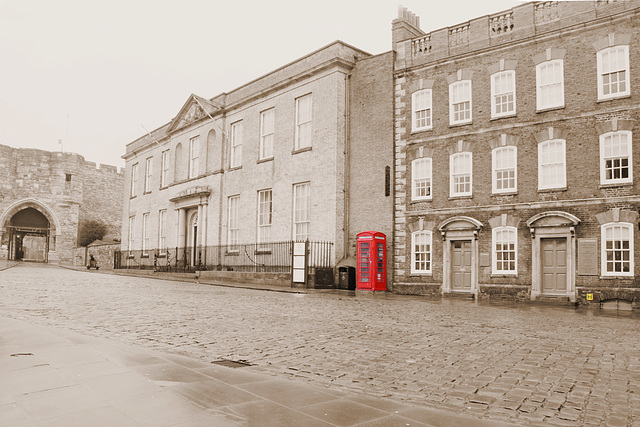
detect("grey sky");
top-left (0, 0), bottom-right (519, 168)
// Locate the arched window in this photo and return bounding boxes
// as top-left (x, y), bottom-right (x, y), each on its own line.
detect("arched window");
top-left (600, 131), bottom-right (632, 185)
top-left (411, 230), bottom-right (432, 274)
top-left (412, 89), bottom-right (432, 132)
top-left (492, 226), bottom-right (517, 275)
top-left (450, 152), bottom-right (472, 197)
top-left (536, 59), bottom-right (564, 110)
top-left (538, 139), bottom-right (565, 190)
top-left (597, 45), bottom-right (630, 101)
top-left (601, 223), bottom-right (634, 276)
top-left (492, 146), bottom-right (517, 193)
top-left (449, 80), bottom-right (472, 125)
top-left (411, 158), bottom-right (432, 201)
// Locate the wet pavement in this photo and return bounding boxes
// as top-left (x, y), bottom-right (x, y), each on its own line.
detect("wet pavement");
top-left (1, 263), bottom-right (639, 426)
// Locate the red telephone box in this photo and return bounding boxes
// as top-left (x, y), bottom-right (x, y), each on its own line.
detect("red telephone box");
top-left (356, 231), bottom-right (387, 291)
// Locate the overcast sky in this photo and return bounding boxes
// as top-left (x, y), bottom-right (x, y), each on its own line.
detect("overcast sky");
top-left (0, 0), bottom-right (521, 169)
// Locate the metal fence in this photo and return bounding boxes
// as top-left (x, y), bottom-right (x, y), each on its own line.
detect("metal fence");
top-left (114, 240), bottom-right (334, 273)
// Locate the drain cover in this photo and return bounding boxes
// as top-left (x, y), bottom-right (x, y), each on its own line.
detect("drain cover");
top-left (211, 359), bottom-right (252, 368)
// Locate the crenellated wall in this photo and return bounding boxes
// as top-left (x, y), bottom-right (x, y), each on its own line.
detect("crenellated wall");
top-left (0, 144), bottom-right (123, 263)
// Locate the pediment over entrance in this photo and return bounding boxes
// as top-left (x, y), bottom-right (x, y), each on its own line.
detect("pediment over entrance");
top-left (169, 186), bottom-right (211, 205)
top-left (526, 211), bottom-right (580, 228)
top-left (167, 94), bottom-right (222, 134)
top-left (438, 216), bottom-right (483, 232)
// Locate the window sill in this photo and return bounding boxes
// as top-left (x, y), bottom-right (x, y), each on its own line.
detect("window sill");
top-left (255, 250), bottom-right (272, 255)
top-left (141, 255), bottom-right (149, 259)
top-left (491, 191), bottom-right (518, 197)
top-left (449, 120), bottom-right (472, 128)
top-left (490, 274), bottom-right (517, 278)
top-left (411, 128), bottom-right (432, 135)
top-left (536, 105), bottom-right (565, 113)
top-left (143, 191), bottom-right (152, 195)
top-left (225, 251), bottom-right (240, 256)
top-left (410, 198), bottom-right (432, 204)
top-left (159, 186), bottom-right (169, 191)
top-left (292, 147), bottom-right (312, 155)
top-left (409, 273), bottom-right (432, 277)
top-left (538, 186), bottom-right (567, 193)
top-left (597, 93), bottom-right (631, 103)
top-left (130, 195), bottom-right (137, 200)
top-left (228, 166), bottom-right (242, 172)
top-left (155, 254), bottom-right (167, 258)
top-left (257, 157), bottom-right (274, 164)
top-left (600, 181), bottom-right (633, 188)
top-left (490, 113), bottom-right (517, 121)
top-left (599, 274), bottom-right (634, 279)
top-left (127, 255), bottom-right (135, 259)
top-left (449, 194), bottom-right (473, 200)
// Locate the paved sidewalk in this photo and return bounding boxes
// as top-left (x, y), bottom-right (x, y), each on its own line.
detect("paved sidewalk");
top-left (0, 315), bottom-right (513, 427)
top-left (59, 264), bottom-right (305, 294)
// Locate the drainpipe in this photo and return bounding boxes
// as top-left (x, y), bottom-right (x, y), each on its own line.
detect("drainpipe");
top-left (340, 71), bottom-right (352, 265)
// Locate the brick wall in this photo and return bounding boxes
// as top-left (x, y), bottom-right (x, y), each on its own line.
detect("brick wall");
top-left (393, 3), bottom-right (640, 302)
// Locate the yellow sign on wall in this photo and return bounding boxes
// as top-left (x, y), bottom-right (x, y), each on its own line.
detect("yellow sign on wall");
top-left (586, 293), bottom-right (593, 301)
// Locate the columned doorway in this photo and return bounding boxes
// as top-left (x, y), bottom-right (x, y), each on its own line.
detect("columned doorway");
top-left (527, 211), bottom-right (580, 302)
top-left (439, 216), bottom-right (483, 296)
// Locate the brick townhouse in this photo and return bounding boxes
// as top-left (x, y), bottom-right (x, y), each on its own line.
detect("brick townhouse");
top-left (392, 1), bottom-right (640, 306)
top-left (121, 42), bottom-right (393, 287)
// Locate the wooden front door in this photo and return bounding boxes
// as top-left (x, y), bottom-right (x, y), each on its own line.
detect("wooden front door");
top-left (541, 238), bottom-right (567, 294)
top-left (451, 240), bottom-right (472, 291)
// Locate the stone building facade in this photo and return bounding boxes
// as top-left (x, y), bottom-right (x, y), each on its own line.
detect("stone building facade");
top-left (121, 42), bottom-right (393, 287)
top-left (392, 1), bottom-right (640, 306)
top-left (0, 144), bottom-right (124, 263)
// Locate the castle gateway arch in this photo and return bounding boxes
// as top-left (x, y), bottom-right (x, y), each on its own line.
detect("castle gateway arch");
top-left (0, 199), bottom-right (60, 263)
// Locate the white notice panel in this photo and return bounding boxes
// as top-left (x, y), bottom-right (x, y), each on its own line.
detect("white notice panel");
top-left (292, 242), bottom-right (307, 284)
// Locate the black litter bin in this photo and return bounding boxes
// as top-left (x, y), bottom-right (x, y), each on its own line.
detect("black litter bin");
top-left (338, 266), bottom-right (356, 290)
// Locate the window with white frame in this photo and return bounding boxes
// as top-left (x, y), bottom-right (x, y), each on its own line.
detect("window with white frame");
top-left (411, 158), bottom-right (432, 201)
top-left (295, 94), bottom-right (312, 150)
top-left (158, 209), bottom-right (167, 251)
top-left (492, 146), bottom-right (517, 193)
top-left (189, 136), bottom-right (199, 179)
top-left (260, 108), bottom-right (274, 160)
top-left (412, 89), bottom-right (432, 131)
top-left (228, 195), bottom-right (239, 250)
top-left (411, 230), bottom-right (432, 274)
top-left (538, 139), bottom-right (566, 190)
top-left (293, 182), bottom-right (310, 241)
top-left (449, 81), bottom-right (472, 125)
top-left (600, 131), bottom-right (632, 185)
top-left (128, 216), bottom-right (135, 254)
top-left (144, 157), bottom-right (153, 193)
top-left (493, 227), bottom-right (517, 274)
top-left (491, 71), bottom-right (516, 118)
top-left (160, 150), bottom-right (169, 188)
top-left (602, 223), bottom-right (634, 276)
top-left (130, 163), bottom-right (138, 197)
top-left (597, 45), bottom-right (630, 100)
top-left (142, 212), bottom-right (150, 255)
top-left (450, 152), bottom-right (472, 197)
top-left (536, 60), bottom-right (564, 110)
top-left (257, 189), bottom-right (272, 243)
top-left (230, 121), bottom-right (243, 168)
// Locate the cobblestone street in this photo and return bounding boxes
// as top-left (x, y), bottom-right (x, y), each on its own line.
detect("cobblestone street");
top-left (1, 264), bottom-right (639, 426)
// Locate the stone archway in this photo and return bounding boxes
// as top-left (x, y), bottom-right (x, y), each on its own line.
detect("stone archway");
top-left (0, 199), bottom-right (61, 262)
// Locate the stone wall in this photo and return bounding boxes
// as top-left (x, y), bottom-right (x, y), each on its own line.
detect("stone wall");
top-left (0, 144), bottom-right (123, 263)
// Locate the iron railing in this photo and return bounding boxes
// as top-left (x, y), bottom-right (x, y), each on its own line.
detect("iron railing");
top-left (114, 240), bottom-right (334, 273)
